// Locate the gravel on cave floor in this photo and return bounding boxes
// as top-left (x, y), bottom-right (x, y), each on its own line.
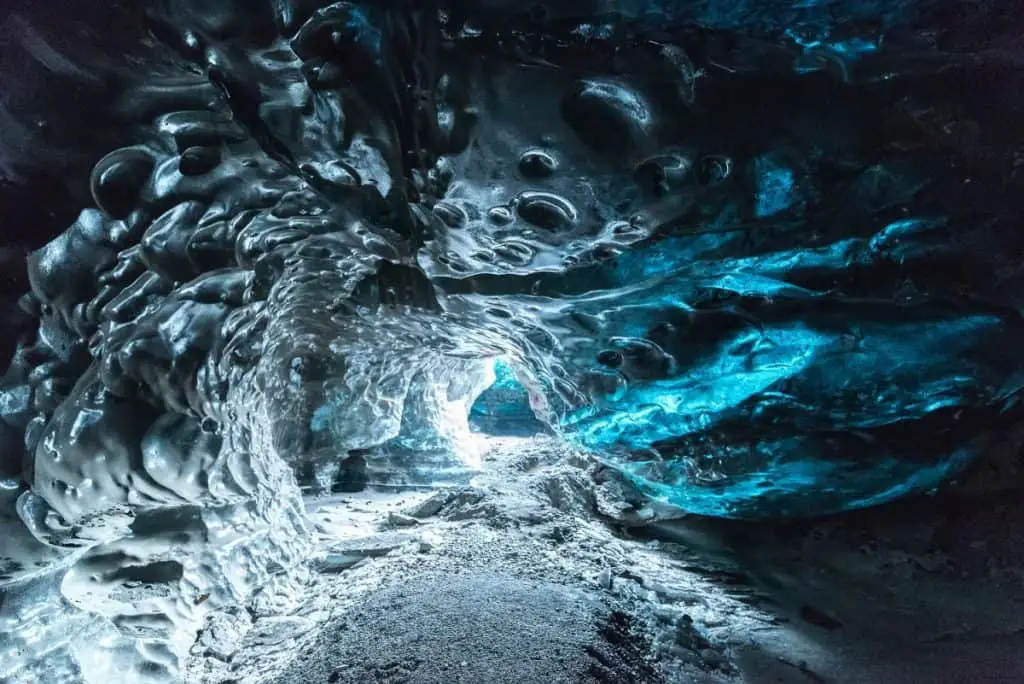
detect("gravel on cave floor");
top-left (185, 436), bottom-right (1024, 684)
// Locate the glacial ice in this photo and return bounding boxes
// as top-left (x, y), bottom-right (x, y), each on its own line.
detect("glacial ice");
top-left (1, 0), bottom-right (1022, 680)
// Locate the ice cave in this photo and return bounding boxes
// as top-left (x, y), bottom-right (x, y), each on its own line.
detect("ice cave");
top-left (2, 0), bottom-right (1024, 681)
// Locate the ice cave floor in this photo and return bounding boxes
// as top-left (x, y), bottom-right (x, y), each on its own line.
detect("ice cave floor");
top-left (179, 436), bottom-right (1024, 683)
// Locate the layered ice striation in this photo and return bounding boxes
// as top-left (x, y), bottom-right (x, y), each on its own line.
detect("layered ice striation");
top-left (0, 0), bottom-right (1023, 680)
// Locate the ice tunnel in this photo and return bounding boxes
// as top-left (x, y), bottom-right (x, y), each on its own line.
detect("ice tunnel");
top-left (2, 0), bottom-right (1024, 681)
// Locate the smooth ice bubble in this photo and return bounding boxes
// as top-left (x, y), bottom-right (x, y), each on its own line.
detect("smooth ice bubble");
top-left (1, 0), bottom-right (1023, 680)
top-left (514, 191), bottom-right (579, 231)
top-left (518, 149), bottom-right (560, 178)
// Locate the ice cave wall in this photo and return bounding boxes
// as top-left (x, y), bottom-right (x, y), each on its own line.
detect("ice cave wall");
top-left (0, 0), bottom-right (1022, 679)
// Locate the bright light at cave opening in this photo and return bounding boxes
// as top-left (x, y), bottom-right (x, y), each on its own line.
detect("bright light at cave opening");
top-left (445, 356), bottom-right (499, 471)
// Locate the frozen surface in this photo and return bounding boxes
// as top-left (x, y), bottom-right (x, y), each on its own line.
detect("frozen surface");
top-left (0, 0), bottom-right (1022, 680)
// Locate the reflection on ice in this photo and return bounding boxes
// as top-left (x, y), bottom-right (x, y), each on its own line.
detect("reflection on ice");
top-left (1, 0), bottom-right (1023, 680)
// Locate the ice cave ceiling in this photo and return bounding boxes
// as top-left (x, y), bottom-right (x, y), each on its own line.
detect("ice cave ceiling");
top-left (0, 0), bottom-right (1023, 681)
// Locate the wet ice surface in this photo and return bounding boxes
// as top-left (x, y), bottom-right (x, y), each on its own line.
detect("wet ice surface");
top-left (1, 0), bottom-right (1023, 681)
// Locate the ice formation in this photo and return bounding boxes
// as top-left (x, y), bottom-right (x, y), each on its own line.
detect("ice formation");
top-left (1, 0), bottom-right (1022, 680)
